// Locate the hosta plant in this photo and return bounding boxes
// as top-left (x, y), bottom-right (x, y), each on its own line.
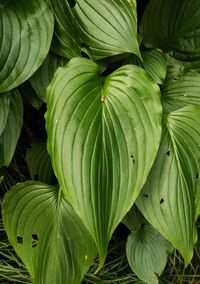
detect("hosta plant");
top-left (1, 0), bottom-right (200, 283)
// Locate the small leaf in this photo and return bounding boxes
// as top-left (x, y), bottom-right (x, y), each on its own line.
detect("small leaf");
top-left (126, 224), bottom-right (169, 284)
top-left (26, 143), bottom-right (56, 184)
top-left (30, 54), bottom-right (68, 103)
top-left (73, 0), bottom-right (141, 60)
top-left (0, 93), bottom-right (10, 136)
top-left (0, 0), bottom-right (54, 92)
top-left (141, 50), bottom-right (167, 84)
top-left (136, 106), bottom-right (200, 265)
top-left (123, 205), bottom-right (146, 231)
top-left (2, 181), bottom-right (96, 284)
top-left (141, 0), bottom-right (200, 61)
top-left (0, 90), bottom-right (23, 167)
top-left (46, 57), bottom-right (162, 267)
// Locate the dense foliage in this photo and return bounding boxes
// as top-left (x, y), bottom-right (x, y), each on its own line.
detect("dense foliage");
top-left (1, 0), bottom-right (200, 283)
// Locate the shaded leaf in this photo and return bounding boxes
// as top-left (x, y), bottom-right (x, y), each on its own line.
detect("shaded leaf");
top-left (123, 205), bottom-right (146, 231)
top-left (73, 0), bottom-right (141, 60)
top-left (0, 0), bottom-right (54, 92)
top-left (136, 106), bottom-right (200, 265)
top-left (2, 181), bottom-right (96, 284)
top-left (26, 143), bottom-right (56, 184)
top-left (0, 93), bottom-right (10, 136)
top-left (46, 57), bottom-right (162, 267)
top-left (0, 90), bottom-right (23, 167)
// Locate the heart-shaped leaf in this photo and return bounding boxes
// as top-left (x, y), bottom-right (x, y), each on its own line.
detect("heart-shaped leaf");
top-left (0, 93), bottom-right (10, 136)
top-left (26, 143), bottom-right (56, 184)
top-left (0, 0), bottom-right (54, 92)
top-left (126, 224), bottom-right (169, 284)
top-left (73, 0), bottom-right (141, 60)
top-left (0, 90), bottom-right (23, 167)
top-left (141, 0), bottom-right (200, 61)
top-left (136, 106), bottom-right (200, 265)
top-left (46, 57), bottom-right (162, 267)
top-left (2, 181), bottom-right (96, 284)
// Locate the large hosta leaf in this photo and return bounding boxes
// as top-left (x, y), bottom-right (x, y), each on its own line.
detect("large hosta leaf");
top-left (73, 0), bottom-right (141, 60)
top-left (0, 90), bottom-right (23, 167)
top-left (2, 181), bottom-right (96, 284)
top-left (0, 93), bottom-right (10, 136)
top-left (126, 224), bottom-right (169, 284)
top-left (141, 0), bottom-right (200, 61)
top-left (30, 54), bottom-right (68, 103)
top-left (50, 0), bottom-right (81, 59)
top-left (46, 57), bottom-right (162, 266)
top-left (136, 106), bottom-right (200, 265)
top-left (0, 0), bottom-right (54, 92)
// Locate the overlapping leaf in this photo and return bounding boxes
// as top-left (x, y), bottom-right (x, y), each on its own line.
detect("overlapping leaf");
top-left (46, 57), bottom-right (162, 266)
top-left (126, 224), bottom-right (169, 284)
top-left (73, 0), bottom-right (141, 60)
top-left (136, 106), bottom-right (200, 265)
top-left (0, 93), bottom-right (10, 136)
top-left (0, 90), bottom-right (23, 167)
top-left (2, 181), bottom-right (96, 284)
top-left (0, 0), bottom-right (54, 92)
top-left (141, 0), bottom-right (200, 61)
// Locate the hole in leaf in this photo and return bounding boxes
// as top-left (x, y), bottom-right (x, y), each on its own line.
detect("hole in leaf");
top-left (160, 198), bottom-right (164, 204)
top-left (143, 194), bottom-right (148, 198)
top-left (67, 0), bottom-right (76, 8)
top-left (32, 234), bottom-right (39, 248)
top-left (167, 151), bottom-right (170, 156)
top-left (34, 174), bottom-right (38, 181)
top-left (196, 173), bottom-right (199, 179)
top-left (17, 236), bottom-right (23, 245)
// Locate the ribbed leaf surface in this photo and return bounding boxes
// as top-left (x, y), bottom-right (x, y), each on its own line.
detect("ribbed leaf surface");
top-left (126, 224), bottom-right (169, 284)
top-left (141, 0), bottom-right (200, 61)
top-left (26, 143), bottom-right (55, 184)
top-left (2, 182), bottom-right (96, 284)
top-left (0, 90), bottom-right (23, 167)
top-left (0, 0), bottom-right (54, 92)
top-left (30, 54), bottom-right (67, 103)
top-left (73, 0), bottom-right (141, 60)
top-left (142, 50), bottom-right (167, 84)
top-left (46, 57), bottom-right (162, 266)
top-left (136, 106), bottom-right (200, 265)
top-left (0, 93), bottom-right (10, 136)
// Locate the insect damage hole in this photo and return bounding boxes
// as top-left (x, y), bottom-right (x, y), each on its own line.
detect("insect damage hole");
top-left (130, 155), bottom-right (135, 163)
top-left (167, 151), bottom-right (170, 156)
top-left (160, 198), bottom-right (164, 204)
top-left (196, 173), bottom-right (199, 179)
top-left (143, 194), bottom-right (148, 198)
top-left (17, 236), bottom-right (24, 245)
top-left (32, 234), bottom-right (39, 248)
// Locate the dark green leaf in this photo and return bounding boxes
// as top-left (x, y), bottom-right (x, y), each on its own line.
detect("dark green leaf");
top-left (0, 93), bottom-right (10, 136)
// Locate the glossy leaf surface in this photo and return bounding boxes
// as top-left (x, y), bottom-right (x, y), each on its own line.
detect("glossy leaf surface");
top-left (0, 0), bottom-right (54, 92)
top-left (46, 57), bottom-right (162, 266)
top-left (0, 93), bottom-right (10, 136)
top-left (136, 106), bottom-right (200, 265)
top-left (2, 181), bottom-right (96, 284)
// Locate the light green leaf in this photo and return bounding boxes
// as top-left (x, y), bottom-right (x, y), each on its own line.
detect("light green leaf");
top-left (0, 90), bottom-right (23, 167)
top-left (0, 93), bottom-right (10, 136)
top-left (73, 0), bottom-right (141, 60)
top-left (26, 143), bottom-right (56, 184)
top-left (0, 0), bottom-right (54, 92)
top-left (2, 181), bottom-right (96, 284)
top-left (30, 54), bottom-right (68, 103)
top-left (141, 50), bottom-right (167, 84)
top-left (50, 0), bottom-right (81, 59)
top-left (136, 106), bottom-right (200, 265)
top-left (141, 0), bottom-right (200, 61)
top-left (46, 57), bottom-right (162, 267)
top-left (126, 224), bottom-right (169, 284)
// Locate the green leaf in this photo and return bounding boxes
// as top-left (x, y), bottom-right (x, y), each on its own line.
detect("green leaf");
top-left (26, 143), bottom-right (56, 184)
top-left (19, 82), bottom-right (43, 110)
top-left (141, 0), bottom-right (200, 61)
top-left (0, 90), bottom-right (23, 167)
top-left (30, 54), bottom-right (68, 103)
top-left (0, 0), bottom-right (54, 92)
top-left (123, 205), bottom-right (146, 231)
top-left (162, 70), bottom-right (200, 112)
top-left (136, 106), bottom-right (200, 265)
top-left (0, 93), bottom-right (10, 136)
top-left (2, 181), bottom-right (96, 284)
top-left (50, 0), bottom-right (81, 59)
top-left (126, 224), bottom-right (169, 284)
top-left (141, 50), bottom-right (167, 84)
top-left (73, 0), bottom-right (141, 60)
top-left (46, 57), bottom-right (162, 267)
